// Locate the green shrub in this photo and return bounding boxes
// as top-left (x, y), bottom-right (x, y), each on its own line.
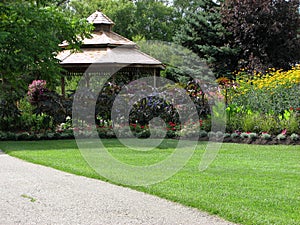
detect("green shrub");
top-left (276, 133), bottom-right (286, 140)
top-left (278, 110), bottom-right (299, 135)
top-left (199, 130), bottom-right (208, 137)
top-left (223, 133), bottom-right (231, 138)
top-left (215, 131), bottom-right (224, 139)
top-left (290, 133), bottom-right (299, 141)
top-left (240, 112), bottom-right (261, 133)
top-left (259, 114), bottom-right (280, 134)
top-left (16, 132), bottom-right (30, 140)
top-left (6, 132), bottom-right (16, 140)
top-left (208, 131), bottom-right (216, 138)
top-left (261, 133), bottom-right (272, 140)
top-left (0, 131), bottom-right (7, 140)
top-left (240, 132), bottom-right (249, 139)
top-left (248, 133), bottom-right (258, 140)
top-left (231, 132), bottom-right (240, 138)
top-left (137, 129), bottom-right (151, 138)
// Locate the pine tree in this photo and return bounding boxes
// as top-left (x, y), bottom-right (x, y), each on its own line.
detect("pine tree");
top-left (174, 0), bottom-right (239, 78)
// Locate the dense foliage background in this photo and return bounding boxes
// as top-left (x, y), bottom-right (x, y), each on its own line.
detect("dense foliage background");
top-left (0, 0), bottom-right (299, 139)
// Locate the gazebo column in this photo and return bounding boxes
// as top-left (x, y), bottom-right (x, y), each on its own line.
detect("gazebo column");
top-left (61, 75), bottom-right (66, 98)
top-left (85, 73), bottom-right (90, 88)
top-left (153, 68), bottom-right (157, 88)
top-left (153, 68), bottom-right (161, 87)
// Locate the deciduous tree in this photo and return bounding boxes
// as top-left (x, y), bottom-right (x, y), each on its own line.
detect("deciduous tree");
top-left (69, 0), bottom-right (181, 41)
top-left (0, 0), bottom-right (91, 120)
top-left (221, 0), bottom-right (300, 73)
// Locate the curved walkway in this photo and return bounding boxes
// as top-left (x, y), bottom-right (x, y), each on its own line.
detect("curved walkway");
top-left (0, 151), bottom-right (238, 225)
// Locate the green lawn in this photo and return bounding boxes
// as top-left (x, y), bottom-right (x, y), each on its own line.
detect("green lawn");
top-left (0, 139), bottom-right (299, 225)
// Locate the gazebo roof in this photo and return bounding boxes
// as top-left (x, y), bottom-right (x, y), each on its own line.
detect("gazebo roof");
top-left (59, 30), bottom-right (136, 48)
top-left (57, 11), bottom-right (164, 72)
top-left (58, 47), bottom-right (163, 69)
top-left (87, 11), bottom-right (114, 25)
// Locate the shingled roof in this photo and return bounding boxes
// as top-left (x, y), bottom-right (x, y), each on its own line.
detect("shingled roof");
top-left (87, 11), bottom-right (114, 25)
top-left (57, 11), bottom-right (164, 71)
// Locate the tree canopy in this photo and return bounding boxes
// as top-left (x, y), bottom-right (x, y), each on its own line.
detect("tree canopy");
top-left (222, 0), bottom-right (300, 73)
top-left (0, 0), bottom-right (91, 85)
top-left (174, 0), bottom-right (299, 77)
top-left (69, 0), bottom-right (182, 41)
top-left (174, 0), bottom-right (239, 78)
top-left (0, 0), bottom-right (91, 117)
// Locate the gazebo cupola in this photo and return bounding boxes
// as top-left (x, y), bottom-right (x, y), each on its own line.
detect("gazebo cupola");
top-left (87, 10), bottom-right (114, 32)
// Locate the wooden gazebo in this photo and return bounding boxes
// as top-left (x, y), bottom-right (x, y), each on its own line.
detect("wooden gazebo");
top-left (57, 11), bottom-right (165, 96)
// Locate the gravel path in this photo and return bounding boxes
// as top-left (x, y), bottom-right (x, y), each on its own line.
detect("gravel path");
top-left (0, 150), bottom-right (238, 225)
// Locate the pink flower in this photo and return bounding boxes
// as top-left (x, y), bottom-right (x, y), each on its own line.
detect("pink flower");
top-left (281, 129), bottom-right (287, 135)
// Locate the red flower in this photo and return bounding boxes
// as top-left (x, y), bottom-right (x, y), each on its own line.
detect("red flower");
top-left (169, 122), bottom-right (176, 127)
top-left (199, 120), bottom-right (203, 127)
top-left (290, 107), bottom-right (294, 111)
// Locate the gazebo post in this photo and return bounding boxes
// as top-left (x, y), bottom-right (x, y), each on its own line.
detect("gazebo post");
top-left (61, 75), bottom-right (65, 98)
top-left (85, 73), bottom-right (90, 88)
top-left (153, 68), bottom-right (157, 88)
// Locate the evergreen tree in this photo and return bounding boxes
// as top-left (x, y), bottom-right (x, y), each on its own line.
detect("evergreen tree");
top-left (174, 0), bottom-right (239, 78)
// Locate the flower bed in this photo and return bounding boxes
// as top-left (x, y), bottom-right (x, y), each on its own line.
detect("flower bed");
top-left (1, 128), bottom-right (299, 145)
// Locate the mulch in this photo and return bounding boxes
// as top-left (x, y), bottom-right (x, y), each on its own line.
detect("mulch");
top-left (198, 136), bottom-right (300, 145)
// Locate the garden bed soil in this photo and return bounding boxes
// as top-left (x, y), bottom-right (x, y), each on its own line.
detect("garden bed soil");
top-left (206, 136), bottom-right (300, 145)
top-left (1, 131), bottom-right (300, 145)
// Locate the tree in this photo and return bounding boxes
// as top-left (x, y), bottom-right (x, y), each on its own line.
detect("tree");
top-left (134, 0), bottom-right (180, 41)
top-left (172, 0), bottom-right (201, 14)
top-left (174, 0), bottom-right (239, 78)
top-left (69, 0), bottom-right (181, 41)
top-left (102, 0), bottom-right (137, 40)
top-left (0, 0), bottom-right (91, 123)
top-left (69, 0), bottom-right (137, 39)
top-left (221, 0), bottom-right (300, 73)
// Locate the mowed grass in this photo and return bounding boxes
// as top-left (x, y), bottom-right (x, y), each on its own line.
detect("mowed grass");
top-left (0, 139), bottom-right (299, 225)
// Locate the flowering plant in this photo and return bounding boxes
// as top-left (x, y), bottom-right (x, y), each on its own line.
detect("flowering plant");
top-left (27, 80), bottom-right (48, 104)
